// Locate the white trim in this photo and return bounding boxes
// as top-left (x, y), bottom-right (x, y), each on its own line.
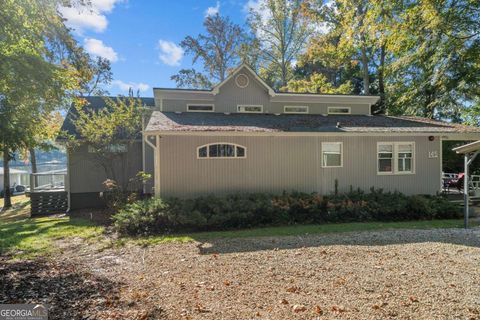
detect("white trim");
top-left (212, 64), bottom-right (276, 96)
top-left (187, 104), bottom-right (215, 112)
top-left (321, 142), bottom-right (343, 168)
top-left (377, 142), bottom-right (416, 175)
top-left (284, 105), bottom-right (309, 114)
top-left (196, 142), bottom-right (247, 159)
top-left (237, 105), bottom-right (263, 113)
top-left (328, 107), bottom-right (351, 115)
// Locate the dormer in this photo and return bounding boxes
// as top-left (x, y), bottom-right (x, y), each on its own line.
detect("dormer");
top-left (153, 63), bottom-right (379, 115)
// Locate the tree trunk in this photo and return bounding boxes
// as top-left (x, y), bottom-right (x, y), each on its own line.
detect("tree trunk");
top-left (376, 43), bottom-right (386, 113)
top-left (29, 148), bottom-right (38, 188)
top-left (2, 147), bottom-right (12, 209)
top-left (360, 40), bottom-right (370, 95)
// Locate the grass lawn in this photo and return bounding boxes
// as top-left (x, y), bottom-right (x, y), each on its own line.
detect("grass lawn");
top-left (131, 219), bottom-right (474, 246)
top-left (0, 215), bottom-right (104, 259)
top-left (0, 194), bottom-right (29, 208)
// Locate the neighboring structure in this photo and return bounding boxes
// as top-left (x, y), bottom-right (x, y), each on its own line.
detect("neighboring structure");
top-left (0, 167), bottom-right (28, 194)
top-left (61, 64), bottom-right (480, 209)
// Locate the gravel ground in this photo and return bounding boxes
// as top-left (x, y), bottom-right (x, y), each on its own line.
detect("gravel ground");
top-left (2, 227), bottom-right (480, 319)
top-left (67, 227), bottom-right (480, 320)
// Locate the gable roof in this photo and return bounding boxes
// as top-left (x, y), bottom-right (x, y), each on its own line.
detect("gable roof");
top-left (145, 111), bottom-right (480, 135)
top-left (211, 63), bottom-right (276, 96)
top-left (60, 96), bottom-right (155, 138)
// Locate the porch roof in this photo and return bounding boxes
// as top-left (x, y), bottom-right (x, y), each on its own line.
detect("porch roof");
top-left (144, 111), bottom-right (480, 135)
top-left (453, 140), bottom-right (480, 154)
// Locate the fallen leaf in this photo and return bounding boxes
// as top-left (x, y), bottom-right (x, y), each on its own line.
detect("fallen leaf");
top-left (280, 299), bottom-right (289, 305)
top-left (314, 305), bottom-right (323, 315)
top-left (292, 304), bottom-right (307, 313)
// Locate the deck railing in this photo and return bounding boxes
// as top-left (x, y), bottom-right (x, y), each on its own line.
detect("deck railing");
top-left (29, 169), bottom-right (67, 192)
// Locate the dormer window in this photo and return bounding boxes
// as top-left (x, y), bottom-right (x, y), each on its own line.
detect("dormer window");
top-left (328, 107), bottom-right (351, 115)
top-left (284, 106), bottom-right (309, 114)
top-left (187, 104), bottom-right (214, 112)
top-left (237, 105), bottom-right (263, 113)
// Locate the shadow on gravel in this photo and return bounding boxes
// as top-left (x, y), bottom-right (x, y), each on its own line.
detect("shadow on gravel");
top-left (196, 228), bottom-right (480, 255)
top-left (0, 258), bottom-right (166, 320)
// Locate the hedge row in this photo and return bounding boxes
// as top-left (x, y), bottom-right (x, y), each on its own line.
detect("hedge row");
top-left (112, 188), bottom-right (461, 236)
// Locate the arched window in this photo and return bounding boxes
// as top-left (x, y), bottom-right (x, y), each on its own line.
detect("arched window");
top-left (197, 143), bottom-right (246, 159)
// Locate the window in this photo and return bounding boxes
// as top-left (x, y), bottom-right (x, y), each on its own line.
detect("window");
top-left (377, 142), bottom-right (415, 174)
top-left (397, 144), bottom-right (413, 173)
top-left (284, 106), bottom-right (309, 114)
top-left (197, 143), bottom-right (246, 159)
top-left (322, 142), bottom-right (343, 167)
top-left (237, 105), bottom-right (263, 113)
top-left (187, 104), bottom-right (214, 112)
top-left (328, 107), bottom-right (351, 115)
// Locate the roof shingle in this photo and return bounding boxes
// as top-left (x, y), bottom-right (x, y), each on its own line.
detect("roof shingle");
top-left (145, 111), bottom-right (480, 134)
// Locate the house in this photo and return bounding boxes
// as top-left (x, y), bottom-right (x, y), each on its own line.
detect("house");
top-left (0, 167), bottom-right (28, 194)
top-left (61, 64), bottom-right (480, 210)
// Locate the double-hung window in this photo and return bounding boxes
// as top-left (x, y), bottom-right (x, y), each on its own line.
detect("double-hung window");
top-left (322, 142), bottom-right (343, 167)
top-left (377, 142), bottom-right (415, 174)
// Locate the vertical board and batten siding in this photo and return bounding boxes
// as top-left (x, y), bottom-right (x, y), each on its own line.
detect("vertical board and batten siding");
top-left (152, 135), bottom-right (441, 198)
top-left (69, 143), bottom-right (143, 194)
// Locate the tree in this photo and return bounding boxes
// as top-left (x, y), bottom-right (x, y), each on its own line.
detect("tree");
top-left (387, 0), bottom-right (480, 119)
top-left (283, 73), bottom-right (353, 94)
top-left (172, 14), bottom-right (244, 88)
top-left (248, 0), bottom-right (311, 88)
top-left (170, 69), bottom-right (212, 90)
top-left (70, 95), bottom-right (145, 191)
top-left (0, 0), bottom-right (93, 209)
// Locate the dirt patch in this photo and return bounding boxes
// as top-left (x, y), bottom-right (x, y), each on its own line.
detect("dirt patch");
top-left (69, 208), bottom-right (113, 226)
top-left (0, 258), bottom-right (165, 319)
top-left (2, 227), bottom-right (480, 319)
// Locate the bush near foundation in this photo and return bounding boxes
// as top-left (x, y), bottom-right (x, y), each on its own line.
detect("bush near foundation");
top-left (112, 188), bottom-right (461, 236)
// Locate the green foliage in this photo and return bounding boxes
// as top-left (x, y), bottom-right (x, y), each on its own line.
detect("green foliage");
top-left (69, 95), bottom-right (145, 188)
top-left (113, 190), bottom-right (461, 236)
top-left (248, 0), bottom-right (311, 88)
top-left (283, 73), bottom-right (353, 94)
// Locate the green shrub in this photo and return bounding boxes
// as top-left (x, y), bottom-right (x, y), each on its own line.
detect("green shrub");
top-left (112, 190), bottom-right (462, 236)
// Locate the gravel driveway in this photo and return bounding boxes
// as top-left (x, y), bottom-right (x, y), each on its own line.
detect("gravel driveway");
top-left (2, 227), bottom-right (479, 319)
top-left (70, 227), bottom-right (480, 319)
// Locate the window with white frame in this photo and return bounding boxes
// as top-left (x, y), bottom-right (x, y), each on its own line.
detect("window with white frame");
top-left (377, 142), bottom-right (415, 174)
top-left (197, 143), bottom-right (246, 159)
top-left (284, 106), bottom-right (309, 114)
top-left (237, 105), bottom-right (263, 113)
top-left (187, 104), bottom-right (214, 112)
top-left (322, 142), bottom-right (343, 167)
top-left (328, 107), bottom-right (351, 115)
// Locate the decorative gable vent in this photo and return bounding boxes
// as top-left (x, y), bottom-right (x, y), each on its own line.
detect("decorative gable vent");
top-left (235, 73), bottom-right (249, 88)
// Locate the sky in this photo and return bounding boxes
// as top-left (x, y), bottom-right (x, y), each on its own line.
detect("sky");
top-left (60, 0), bottom-right (260, 97)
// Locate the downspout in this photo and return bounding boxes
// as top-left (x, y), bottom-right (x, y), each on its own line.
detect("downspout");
top-left (144, 134), bottom-right (161, 197)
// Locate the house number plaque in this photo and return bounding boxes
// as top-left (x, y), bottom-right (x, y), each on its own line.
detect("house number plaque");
top-left (428, 151), bottom-right (438, 158)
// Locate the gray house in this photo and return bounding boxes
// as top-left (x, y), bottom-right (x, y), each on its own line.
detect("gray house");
top-left (62, 64), bottom-right (480, 209)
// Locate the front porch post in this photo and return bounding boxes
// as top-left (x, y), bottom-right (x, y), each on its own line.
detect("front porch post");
top-left (464, 154), bottom-right (469, 229)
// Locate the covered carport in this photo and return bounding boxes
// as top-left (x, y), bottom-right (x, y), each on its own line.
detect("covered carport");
top-left (453, 140), bottom-right (480, 228)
